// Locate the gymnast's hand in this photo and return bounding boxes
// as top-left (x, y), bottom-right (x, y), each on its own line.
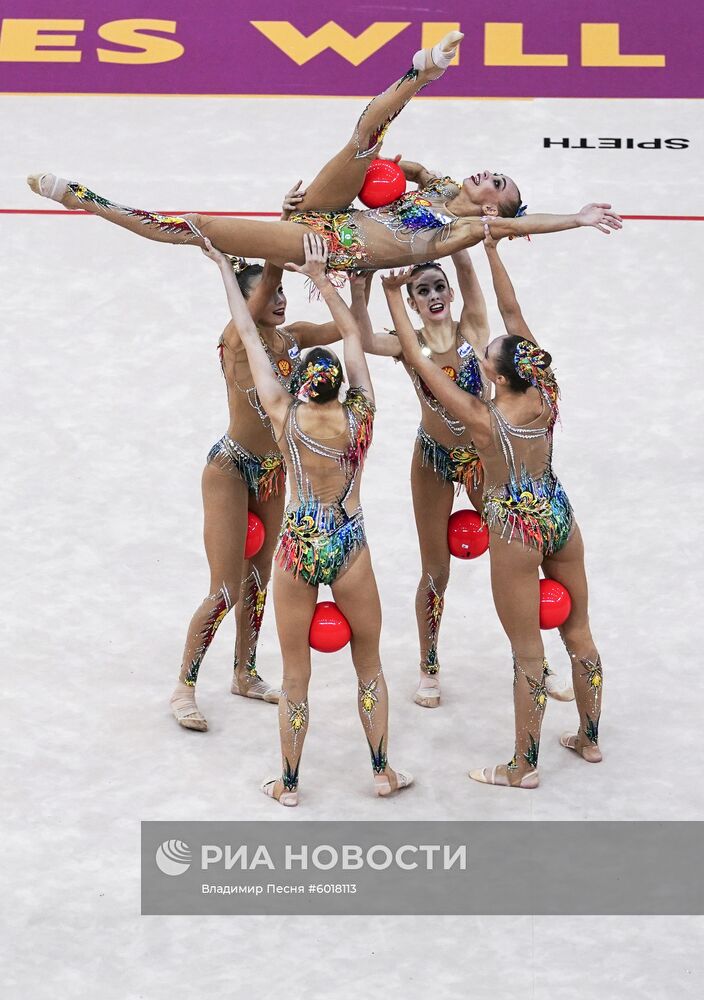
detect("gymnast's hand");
top-left (201, 236), bottom-right (229, 267)
top-left (482, 223), bottom-right (504, 251)
top-left (381, 268), bottom-right (414, 291)
top-left (576, 203), bottom-right (623, 234)
top-left (284, 233), bottom-right (329, 284)
top-left (347, 270), bottom-right (371, 295)
top-left (281, 180), bottom-right (307, 220)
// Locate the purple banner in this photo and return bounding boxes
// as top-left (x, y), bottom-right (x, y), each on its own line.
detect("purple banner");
top-left (0, 1), bottom-right (700, 98)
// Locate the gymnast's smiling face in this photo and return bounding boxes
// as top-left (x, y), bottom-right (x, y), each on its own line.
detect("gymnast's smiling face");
top-left (462, 170), bottom-right (521, 218)
top-left (407, 266), bottom-right (454, 324)
top-left (245, 275), bottom-right (288, 327)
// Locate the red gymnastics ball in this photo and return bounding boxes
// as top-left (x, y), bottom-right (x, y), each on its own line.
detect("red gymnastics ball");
top-left (447, 509), bottom-right (489, 559)
top-left (539, 578), bottom-right (572, 630)
top-left (244, 511), bottom-right (265, 559)
top-left (309, 601), bottom-right (352, 653)
top-left (358, 158), bottom-right (407, 208)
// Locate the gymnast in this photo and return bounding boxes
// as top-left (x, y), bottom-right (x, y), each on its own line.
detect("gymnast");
top-left (171, 183), bottom-right (348, 732)
top-left (381, 230), bottom-right (602, 788)
top-left (352, 257), bottom-right (574, 709)
top-left (28, 33), bottom-right (621, 271)
top-left (201, 231), bottom-right (412, 805)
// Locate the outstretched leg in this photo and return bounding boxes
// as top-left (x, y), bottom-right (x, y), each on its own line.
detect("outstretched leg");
top-left (543, 525), bottom-right (603, 762)
top-left (331, 548), bottom-right (412, 796)
top-left (231, 489), bottom-right (286, 702)
top-left (296, 31), bottom-right (464, 212)
top-left (170, 463), bottom-right (248, 731)
top-left (27, 174), bottom-right (308, 265)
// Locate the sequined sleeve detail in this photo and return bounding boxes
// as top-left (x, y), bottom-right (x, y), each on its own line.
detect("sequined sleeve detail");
top-left (343, 387), bottom-right (375, 466)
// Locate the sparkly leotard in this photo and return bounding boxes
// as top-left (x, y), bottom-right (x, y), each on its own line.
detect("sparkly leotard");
top-left (397, 323), bottom-right (487, 493)
top-left (207, 327), bottom-right (304, 499)
top-left (275, 389), bottom-right (375, 586)
top-left (289, 177), bottom-right (463, 270)
top-left (481, 387), bottom-right (574, 555)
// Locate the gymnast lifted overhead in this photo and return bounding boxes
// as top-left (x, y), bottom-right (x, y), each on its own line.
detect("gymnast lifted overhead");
top-left (28, 32), bottom-right (621, 271)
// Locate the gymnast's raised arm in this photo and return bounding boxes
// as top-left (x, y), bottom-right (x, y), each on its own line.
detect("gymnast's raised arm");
top-left (482, 229), bottom-right (537, 345)
top-left (286, 236), bottom-right (375, 405)
top-left (201, 238), bottom-right (291, 434)
top-left (451, 249), bottom-right (490, 355)
top-left (381, 270), bottom-right (491, 446)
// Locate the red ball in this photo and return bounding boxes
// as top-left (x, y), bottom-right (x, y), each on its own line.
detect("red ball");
top-left (244, 511), bottom-right (265, 559)
top-left (447, 509), bottom-right (489, 560)
top-left (539, 578), bottom-right (572, 630)
top-left (358, 158), bottom-right (407, 208)
top-left (309, 601), bottom-right (352, 653)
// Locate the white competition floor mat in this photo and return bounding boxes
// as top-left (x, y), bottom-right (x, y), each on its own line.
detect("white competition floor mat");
top-left (3, 94), bottom-right (703, 997)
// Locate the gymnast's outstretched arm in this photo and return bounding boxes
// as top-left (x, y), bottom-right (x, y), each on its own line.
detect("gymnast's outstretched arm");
top-left (475, 203), bottom-right (623, 243)
top-left (347, 272), bottom-right (383, 358)
top-left (396, 157), bottom-right (441, 190)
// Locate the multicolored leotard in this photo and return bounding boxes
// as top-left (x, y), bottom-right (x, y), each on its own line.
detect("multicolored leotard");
top-left (400, 324), bottom-right (486, 492)
top-left (276, 388), bottom-right (375, 586)
top-left (481, 391), bottom-right (574, 555)
top-left (220, 327), bottom-right (303, 429)
top-left (406, 325), bottom-right (486, 435)
top-left (416, 426), bottom-right (482, 494)
top-left (206, 436), bottom-right (285, 501)
top-left (288, 176), bottom-right (462, 270)
top-left (209, 327), bottom-right (304, 497)
top-left (365, 176), bottom-right (461, 249)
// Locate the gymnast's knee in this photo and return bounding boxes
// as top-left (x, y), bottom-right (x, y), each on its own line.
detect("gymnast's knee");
top-left (210, 576), bottom-right (241, 602)
top-left (513, 642), bottom-right (546, 664)
top-left (561, 622), bottom-right (597, 659)
top-left (419, 565), bottom-right (450, 595)
top-left (282, 665), bottom-right (311, 698)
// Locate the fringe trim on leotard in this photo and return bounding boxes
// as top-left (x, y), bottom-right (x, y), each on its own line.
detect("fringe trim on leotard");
top-left (417, 426), bottom-right (483, 493)
top-left (207, 436), bottom-right (285, 501)
top-left (276, 502), bottom-right (367, 587)
top-left (343, 389), bottom-right (375, 468)
top-left (483, 469), bottom-right (573, 555)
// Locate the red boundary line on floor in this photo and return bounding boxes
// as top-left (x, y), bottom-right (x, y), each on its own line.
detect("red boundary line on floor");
top-left (1, 209), bottom-right (703, 221)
